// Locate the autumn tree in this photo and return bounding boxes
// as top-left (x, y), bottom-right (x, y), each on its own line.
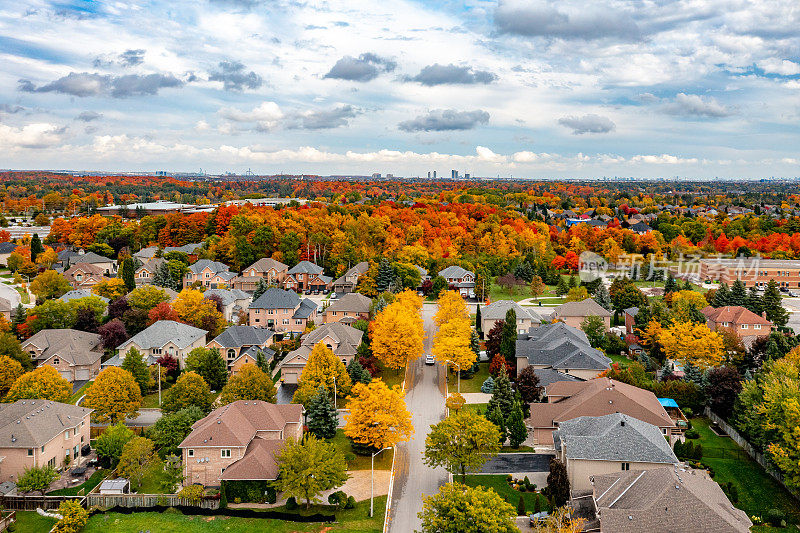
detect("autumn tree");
top-left (706, 366), bottom-right (742, 420)
top-left (29, 270), bottom-right (71, 300)
top-left (344, 379), bottom-right (413, 451)
top-left (172, 288), bottom-right (226, 336)
top-left (529, 275), bottom-right (545, 302)
top-left (162, 371), bottom-right (212, 414)
top-left (418, 482), bottom-right (516, 533)
top-left (423, 409), bottom-right (501, 482)
top-left (658, 321), bottom-right (725, 369)
top-left (0, 354), bottom-right (24, 398)
top-left (117, 436), bottom-right (157, 490)
top-left (185, 347), bottom-right (228, 391)
top-left (16, 465), bottom-right (59, 494)
top-left (293, 342), bottom-right (352, 405)
top-left (371, 299), bottom-right (425, 371)
top-left (436, 291), bottom-right (469, 326)
top-left (121, 347), bottom-right (150, 394)
top-left (275, 434), bottom-right (348, 510)
top-left (219, 363), bottom-right (277, 404)
top-left (98, 318), bottom-right (128, 350)
top-left (671, 290), bottom-right (708, 322)
top-left (515, 365), bottom-right (542, 403)
top-left (127, 285), bottom-right (169, 312)
top-left (83, 367), bottom-right (142, 424)
top-left (565, 286), bottom-right (589, 302)
top-left (147, 302), bottom-right (179, 325)
top-left (92, 278), bottom-right (127, 301)
top-left (5, 366), bottom-right (72, 403)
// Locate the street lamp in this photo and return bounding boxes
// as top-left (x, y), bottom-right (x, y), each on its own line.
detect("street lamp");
top-left (444, 359), bottom-right (461, 395)
top-left (370, 447), bottom-right (391, 517)
top-left (332, 375), bottom-right (337, 410)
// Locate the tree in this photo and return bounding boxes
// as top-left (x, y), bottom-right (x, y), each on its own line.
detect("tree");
top-left (371, 300), bottom-right (424, 370)
top-left (430, 275), bottom-right (448, 298)
top-left (29, 233), bottom-right (43, 263)
top-left (581, 315), bottom-right (606, 348)
top-left (485, 320), bottom-right (504, 361)
top-left (746, 286), bottom-right (763, 315)
top-left (53, 499), bottom-right (89, 533)
top-left (27, 300), bottom-right (76, 333)
top-left (107, 296), bottom-right (130, 320)
top-left (730, 279), bottom-right (747, 307)
top-left (436, 291), bottom-right (469, 326)
top-left (346, 357), bottom-right (372, 385)
top-left (344, 379), bottom-right (413, 451)
top-left (5, 366), bottom-right (72, 403)
top-left (706, 366), bottom-right (742, 420)
top-left (92, 278), bottom-right (127, 301)
top-left (127, 285), bottom-right (169, 311)
top-left (293, 342), bottom-right (352, 405)
top-left (148, 302), bottom-right (179, 325)
top-left (66, 295), bottom-right (107, 323)
top-left (117, 436), bottom-right (157, 490)
top-left (671, 290), bottom-right (708, 322)
top-left (487, 366), bottom-right (517, 419)
top-left (763, 280), bottom-right (789, 328)
top-left (162, 371), bottom-right (212, 414)
top-left (529, 275), bottom-right (545, 302)
top-left (507, 404), bottom-right (527, 448)
top-left (16, 465), bottom-right (59, 494)
top-left (0, 354), bottom-right (24, 397)
top-left (29, 270), bottom-right (71, 300)
top-left (306, 386), bottom-right (338, 439)
top-left (185, 347), bottom-right (228, 391)
top-left (423, 409), bottom-right (501, 482)
top-left (594, 283), bottom-right (612, 312)
top-left (515, 366), bottom-right (542, 403)
top-left (433, 315), bottom-right (475, 372)
top-left (95, 423), bottom-right (135, 467)
top-left (664, 271), bottom-right (678, 294)
top-left (486, 405), bottom-right (507, 445)
top-left (566, 286), bottom-right (589, 302)
top-left (219, 363), bottom-right (277, 404)
top-left (555, 275), bottom-right (568, 296)
top-left (173, 288), bottom-right (226, 336)
top-left (610, 280), bottom-right (647, 320)
top-left (500, 308), bottom-right (517, 367)
top-left (121, 257), bottom-right (136, 292)
top-left (276, 434), bottom-right (349, 509)
top-left (376, 257), bottom-right (395, 292)
top-left (83, 367), bottom-right (142, 424)
top-left (546, 458), bottom-right (570, 507)
top-left (121, 347), bottom-right (150, 394)
top-left (531, 505), bottom-right (586, 533)
top-left (658, 321), bottom-right (725, 370)
top-left (147, 406), bottom-right (205, 458)
top-left (98, 318), bottom-right (128, 350)
top-left (418, 482), bottom-right (517, 533)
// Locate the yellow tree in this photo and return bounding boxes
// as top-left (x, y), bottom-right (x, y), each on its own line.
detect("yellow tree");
top-left (172, 288), bottom-right (226, 335)
top-left (0, 355), bottom-right (25, 398)
top-left (83, 367), bottom-right (142, 423)
top-left (396, 288), bottom-right (423, 313)
top-left (29, 270), bottom-right (71, 300)
top-left (433, 315), bottom-right (474, 370)
top-left (671, 290), bottom-right (708, 321)
top-left (293, 342), bottom-right (352, 405)
top-left (371, 301), bottom-right (424, 370)
top-left (658, 321), bottom-right (725, 369)
top-left (435, 290), bottom-right (468, 326)
top-left (5, 366), bottom-right (72, 403)
top-left (92, 278), bottom-right (127, 301)
top-left (344, 379), bottom-right (413, 450)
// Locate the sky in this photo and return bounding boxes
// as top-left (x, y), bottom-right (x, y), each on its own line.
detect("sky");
top-left (0, 0), bottom-right (799, 178)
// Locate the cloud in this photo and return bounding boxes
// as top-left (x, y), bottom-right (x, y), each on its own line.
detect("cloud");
top-left (630, 154), bottom-right (699, 164)
top-left (285, 105), bottom-right (358, 130)
top-left (662, 93), bottom-right (733, 118)
top-left (219, 101), bottom-right (284, 131)
top-left (75, 111), bottom-right (102, 122)
top-left (399, 109), bottom-right (490, 132)
top-left (118, 49), bottom-right (145, 67)
top-left (494, 0), bottom-right (641, 41)
top-left (219, 102), bottom-right (358, 131)
top-left (758, 58), bottom-right (800, 76)
top-left (324, 53), bottom-right (396, 82)
top-left (208, 61), bottom-right (263, 91)
top-left (18, 72), bottom-right (183, 98)
top-left (558, 114), bottom-right (615, 134)
top-left (0, 123), bottom-right (66, 149)
top-left (407, 64), bottom-right (497, 86)
top-left (0, 104), bottom-right (26, 114)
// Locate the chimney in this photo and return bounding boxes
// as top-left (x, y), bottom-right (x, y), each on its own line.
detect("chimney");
top-left (762, 311), bottom-right (768, 319)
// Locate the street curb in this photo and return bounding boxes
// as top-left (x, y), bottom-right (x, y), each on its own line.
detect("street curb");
top-left (382, 363), bottom-right (407, 533)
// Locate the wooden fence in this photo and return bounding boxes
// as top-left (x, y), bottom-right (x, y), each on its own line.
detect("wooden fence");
top-left (0, 495), bottom-right (84, 511)
top-left (86, 493), bottom-right (219, 510)
top-left (0, 511), bottom-right (15, 533)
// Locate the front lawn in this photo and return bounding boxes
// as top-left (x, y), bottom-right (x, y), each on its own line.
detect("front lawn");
top-left (463, 474), bottom-right (549, 514)
top-left (691, 417), bottom-right (800, 527)
top-left (489, 282), bottom-right (562, 303)
top-left (327, 429), bottom-right (393, 471)
top-left (375, 361), bottom-right (405, 390)
top-left (15, 286), bottom-right (29, 304)
top-left (12, 511), bottom-right (57, 533)
top-left (48, 469), bottom-right (107, 496)
top-left (447, 362), bottom-right (490, 394)
top-left (461, 403), bottom-right (488, 416)
top-left (69, 380), bottom-right (94, 404)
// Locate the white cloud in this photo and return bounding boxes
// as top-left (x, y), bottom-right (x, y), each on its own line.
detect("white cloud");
top-left (758, 58), bottom-right (800, 76)
top-left (630, 154), bottom-right (699, 165)
top-left (0, 123), bottom-right (66, 149)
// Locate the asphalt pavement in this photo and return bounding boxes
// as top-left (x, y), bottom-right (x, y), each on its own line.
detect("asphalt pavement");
top-left (472, 453), bottom-right (553, 474)
top-left (387, 303), bottom-right (448, 533)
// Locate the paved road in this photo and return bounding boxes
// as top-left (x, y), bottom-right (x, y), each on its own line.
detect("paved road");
top-left (0, 281), bottom-right (21, 308)
top-left (472, 453), bottom-right (553, 474)
top-left (387, 304), bottom-right (448, 533)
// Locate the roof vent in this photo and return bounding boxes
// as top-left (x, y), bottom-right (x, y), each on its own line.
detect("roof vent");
top-left (620, 420), bottom-right (625, 427)
top-left (628, 516), bottom-right (633, 520)
top-left (217, 420), bottom-right (221, 424)
top-left (609, 400), bottom-right (613, 404)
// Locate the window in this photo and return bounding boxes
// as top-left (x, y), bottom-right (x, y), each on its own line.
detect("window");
top-left (205, 273), bottom-right (210, 278)
top-left (152, 348), bottom-right (162, 355)
top-left (65, 430), bottom-right (69, 440)
top-left (332, 311), bottom-right (337, 316)
top-left (188, 449), bottom-right (194, 457)
top-left (621, 462), bottom-right (630, 471)
top-left (295, 319), bottom-right (303, 325)
top-left (268, 309), bottom-right (274, 315)
top-left (741, 324), bottom-right (749, 329)
top-left (221, 449), bottom-right (231, 458)
top-left (27, 449), bottom-right (33, 456)
top-left (65, 449), bottom-right (70, 459)
top-left (53, 357), bottom-right (60, 365)
top-left (754, 324), bottom-right (761, 330)
top-left (283, 319), bottom-right (289, 325)
top-left (227, 349), bottom-right (236, 360)
top-left (75, 274), bottom-right (83, 282)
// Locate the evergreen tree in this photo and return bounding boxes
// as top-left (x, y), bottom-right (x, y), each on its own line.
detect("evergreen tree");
top-left (664, 271), bottom-right (678, 294)
top-left (255, 350), bottom-right (270, 373)
top-left (121, 347), bottom-right (150, 394)
top-left (12, 304), bottom-right (25, 338)
top-left (746, 286), bottom-right (763, 314)
top-left (762, 280), bottom-right (789, 327)
top-left (487, 366), bottom-right (516, 421)
top-left (306, 386), bottom-right (338, 439)
top-left (555, 275), bottom-right (568, 296)
top-left (683, 280), bottom-right (692, 291)
top-left (346, 357), bottom-right (372, 384)
top-left (661, 360), bottom-right (673, 380)
top-left (152, 262), bottom-right (170, 288)
top-left (594, 283), bottom-right (612, 311)
top-left (730, 280), bottom-right (747, 307)
top-left (713, 282), bottom-right (731, 307)
top-left (486, 405), bottom-right (506, 445)
top-left (500, 308), bottom-right (517, 366)
top-left (568, 274), bottom-right (577, 289)
top-left (30, 233), bottom-right (44, 263)
top-left (683, 362), bottom-right (707, 390)
top-left (253, 279), bottom-right (270, 301)
top-left (121, 258), bottom-right (136, 293)
top-left (546, 458), bottom-right (570, 507)
top-left (765, 337), bottom-right (783, 361)
top-left (376, 258), bottom-right (395, 293)
top-left (507, 404), bottom-right (527, 448)
top-left (475, 305), bottom-right (482, 334)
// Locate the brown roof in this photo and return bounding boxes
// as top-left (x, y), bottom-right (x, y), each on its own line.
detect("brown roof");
top-left (179, 401), bottom-right (302, 449)
top-left (0, 400), bottom-right (92, 448)
top-left (65, 263), bottom-right (106, 276)
top-left (551, 298), bottom-right (612, 318)
top-left (221, 437), bottom-right (285, 481)
top-left (246, 257), bottom-right (288, 274)
top-left (325, 293), bottom-right (371, 315)
top-left (593, 467), bottom-right (751, 533)
top-left (527, 378), bottom-right (675, 429)
top-left (701, 305), bottom-right (772, 326)
top-left (22, 329), bottom-right (103, 367)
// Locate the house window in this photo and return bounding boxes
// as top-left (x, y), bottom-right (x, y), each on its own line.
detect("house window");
top-left (76, 274), bottom-right (83, 282)
top-left (332, 311), bottom-right (337, 316)
top-left (152, 348), bottom-right (162, 355)
top-left (27, 449), bottom-right (33, 456)
top-left (295, 320), bottom-right (303, 325)
top-left (283, 319), bottom-right (289, 325)
top-left (621, 462), bottom-right (630, 471)
top-left (741, 324), bottom-right (749, 329)
top-left (221, 449), bottom-right (231, 458)
top-left (65, 449), bottom-right (70, 459)
top-left (188, 449), bottom-right (194, 457)
top-left (754, 324), bottom-right (761, 330)
top-left (53, 357), bottom-right (60, 365)
top-left (227, 349), bottom-right (236, 360)
top-left (268, 309), bottom-right (274, 315)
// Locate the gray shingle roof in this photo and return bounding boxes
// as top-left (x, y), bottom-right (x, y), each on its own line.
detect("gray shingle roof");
top-left (287, 261), bottom-right (323, 275)
top-left (212, 326), bottom-right (274, 348)
top-left (204, 288), bottom-right (251, 306)
top-left (0, 400), bottom-right (92, 448)
top-left (187, 259), bottom-right (231, 275)
top-left (438, 265), bottom-right (473, 279)
top-left (245, 257), bottom-right (288, 273)
top-left (22, 329), bottom-right (103, 366)
top-left (249, 288), bottom-right (300, 310)
top-left (117, 320), bottom-right (207, 351)
top-left (533, 368), bottom-right (581, 387)
top-left (59, 289), bottom-right (109, 304)
top-left (300, 322), bottom-right (363, 356)
top-left (0, 242), bottom-right (17, 253)
top-left (292, 298), bottom-right (317, 319)
top-left (482, 300), bottom-right (543, 322)
top-left (325, 293), bottom-right (371, 314)
top-left (554, 413), bottom-right (678, 464)
top-left (516, 322), bottom-right (611, 371)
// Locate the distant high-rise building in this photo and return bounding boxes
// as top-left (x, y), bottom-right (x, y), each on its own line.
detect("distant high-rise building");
top-left (433, 170), bottom-right (437, 178)
top-left (451, 169), bottom-right (458, 179)
top-left (465, 173), bottom-right (470, 179)
top-left (372, 173), bottom-right (381, 179)
top-left (427, 171), bottom-right (431, 178)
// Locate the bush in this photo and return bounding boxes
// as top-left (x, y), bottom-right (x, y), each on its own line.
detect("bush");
top-left (683, 407), bottom-right (693, 418)
top-left (286, 496), bottom-right (298, 511)
top-left (328, 490), bottom-right (348, 510)
top-left (684, 429), bottom-right (699, 439)
top-left (517, 495), bottom-right (526, 516)
top-left (766, 509), bottom-right (786, 527)
top-left (344, 452), bottom-right (356, 462)
top-left (265, 486), bottom-right (277, 504)
top-left (345, 496), bottom-right (356, 509)
top-left (178, 485), bottom-right (204, 504)
top-left (481, 377), bottom-right (495, 394)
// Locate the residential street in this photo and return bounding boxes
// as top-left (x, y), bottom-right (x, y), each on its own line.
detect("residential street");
top-left (387, 303), bottom-right (448, 533)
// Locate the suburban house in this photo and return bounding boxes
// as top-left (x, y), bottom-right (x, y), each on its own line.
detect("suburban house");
top-left (0, 242), bottom-right (17, 266)
top-left (248, 287), bottom-right (317, 334)
top-left (332, 261), bottom-right (369, 294)
top-left (178, 400), bottom-right (303, 487)
top-left (230, 258), bottom-right (289, 292)
top-left (135, 244), bottom-right (203, 263)
top-left (480, 300), bottom-right (543, 335)
top-left (58, 251), bottom-right (116, 276)
top-left (553, 413), bottom-right (678, 491)
top-left (203, 288), bottom-right (252, 322)
top-left (549, 298), bottom-right (612, 329)
top-left (22, 329), bottom-right (104, 382)
top-left (283, 261), bottom-right (331, 292)
top-left (700, 305), bottom-right (772, 346)
top-left (184, 259), bottom-right (236, 289)
top-left (323, 292), bottom-right (372, 324)
top-left (112, 320), bottom-right (208, 369)
top-left (276, 322), bottom-right (363, 384)
top-left (135, 257), bottom-right (165, 286)
top-left (591, 467), bottom-right (752, 532)
top-left (623, 306), bottom-right (639, 335)
top-left (526, 378), bottom-right (677, 446)
top-left (207, 325), bottom-right (274, 372)
top-left (0, 295), bottom-right (14, 321)
top-left (437, 266), bottom-right (475, 298)
top-left (629, 221), bottom-right (653, 234)
top-left (0, 400), bottom-right (92, 483)
top-left (63, 263), bottom-right (107, 290)
top-left (59, 289), bottom-right (109, 305)
top-left (515, 322), bottom-right (611, 385)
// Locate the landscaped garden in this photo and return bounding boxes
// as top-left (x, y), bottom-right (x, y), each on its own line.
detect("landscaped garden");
top-left (47, 469), bottom-right (107, 496)
top-left (463, 474), bottom-right (549, 515)
top-left (447, 362), bottom-right (490, 394)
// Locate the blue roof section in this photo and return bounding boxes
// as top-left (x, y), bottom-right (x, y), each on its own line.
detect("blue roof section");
top-left (658, 398), bottom-right (679, 409)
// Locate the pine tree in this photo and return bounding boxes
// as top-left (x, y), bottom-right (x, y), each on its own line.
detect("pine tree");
top-left (121, 258), bottom-right (136, 293)
top-left (346, 357), bottom-right (372, 384)
top-left (546, 458), bottom-right (570, 507)
top-left (507, 404), bottom-right (527, 448)
top-left (500, 308), bottom-right (517, 366)
top-left (746, 286), bottom-right (763, 314)
top-left (306, 386), bottom-right (338, 439)
top-left (594, 283), bottom-right (612, 311)
top-left (683, 361), bottom-right (707, 389)
top-left (555, 275), bottom-right (568, 296)
top-left (255, 350), bottom-right (270, 373)
top-left (121, 347), bottom-right (150, 394)
top-left (517, 495), bottom-right (526, 517)
top-left (12, 304), bottom-right (25, 338)
top-left (568, 274), bottom-right (577, 289)
top-left (762, 280), bottom-right (789, 327)
top-left (376, 258), bottom-right (395, 293)
top-left (486, 405), bottom-right (506, 445)
top-left (487, 366), bottom-right (516, 420)
top-left (475, 304), bottom-right (482, 334)
top-left (253, 279), bottom-right (270, 301)
top-left (713, 282), bottom-right (731, 307)
top-left (152, 262), bottom-right (169, 288)
top-left (683, 280), bottom-right (692, 291)
top-left (30, 233), bottom-right (44, 263)
top-left (730, 280), bottom-right (747, 307)
top-left (661, 360), bottom-right (673, 380)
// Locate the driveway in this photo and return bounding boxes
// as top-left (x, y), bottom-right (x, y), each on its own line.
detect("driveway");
top-left (0, 281), bottom-right (21, 309)
top-left (72, 380), bottom-right (88, 394)
top-left (387, 304), bottom-right (448, 533)
top-left (471, 453), bottom-right (553, 474)
top-left (91, 408), bottom-right (162, 429)
top-left (275, 383), bottom-right (297, 404)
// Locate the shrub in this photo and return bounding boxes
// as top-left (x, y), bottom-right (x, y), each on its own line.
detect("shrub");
top-left (178, 485), bottom-right (204, 503)
top-left (683, 407), bottom-right (693, 418)
top-left (481, 377), bottom-right (495, 394)
top-left (684, 429), bottom-right (699, 439)
top-left (766, 509), bottom-right (786, 527)
top-left (52, 500), bottom-right (88, 533)
top-left (286, 496), bottom-right (298, 511)
top-left (328, 490), bottom-right (348, 509)
top-left (265, 486), bottom-right (277, 504)
top-left (517, 495), bottom-right (526, 516)
top-left (345, 495), bottom-right (356, 509)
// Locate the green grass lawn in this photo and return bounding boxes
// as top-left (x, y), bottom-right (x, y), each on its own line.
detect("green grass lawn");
top-left (48, 469), bottom-right (108, 496)
top-left (691, 417), bottom-right (800, 526)
top-left (375, 360), bottom-right (405, 390)
top-left (12, 511), bottom-right (57, 533)
top-left (489, 282), bottom-right (563, 303)
top-left (15, 286), bottom-right (30, 304)
top-left (447, 362), bottom-right (490, 394)
top-left (607, 353), bottom-right (632, 367)
top-left (134, 459), bottom-right (173, 494)
top-left (327, 429), bottom-right (393, 471)
top-left (464, 474), bottom-right (549, 514)
top-left (461, 403), bottom-right (488, 416)
top-left (141, 390), bottom-right (164, 408)
top-left (69, 380), bottom-right (94, 404)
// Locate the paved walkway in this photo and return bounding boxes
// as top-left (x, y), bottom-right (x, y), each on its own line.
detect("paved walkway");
top-left (461, 392), bottom-right (491, 404)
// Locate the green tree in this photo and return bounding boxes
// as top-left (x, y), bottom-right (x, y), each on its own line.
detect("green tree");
top-left (555, 275), bottom-right (568, 296)
top-left (16, 465), bottom-right (59, 494)
top-left (475, 304), bottom-right (483, 334)
top-left (117, 436), bottom-right (157, 490)
top-left (713, 282), bottom-right (731, 307)
top-left (121, 347), bottom-right (150, 394)
top-left (121, 257), bottom-right (136, 292)
top-left (275, 434), bottom-right (349, 509)
top-left (29, 269), bottom-right (72, 300)
top-left (594, 283), bottom-right (612, 311)
top-left (53, 499), bottom-right (89, 533)
top-left (418, 482), bottom-right (516, 533)
top-left (306, 386), bottom-right (338, 440)
top-left (185, 347), bottom-right (228, 391)
top-left (580, 315), bottom-right (606, 348)
top-left (747, 286), bottom-right (763, 315)
top-left (430, 275), bottom-right (448, 298)
top-left (1, 331), bottom-right (30, 369)
top-left (127, 285), bottom-right (169, 311)
top-left (423, 409), bottom-right (501, 483)
top-left (27, 300), bottom-right (76, 333)
top-left (730, 280), bottom-right (747, 307)
top-left (346, 357), bottom-right (372, 385)
top-left (487, 366), bottom-right (517, 421)
top-left (252, 279), bottom-right (271, 302)
top-left (162, 371), bottom-right (212, 414)
top-left (147, 406), bottom-right (205, 458)
top-left (95, 423), bottom-right (135, 467)
top-left (763, 280), bottom-right (789, 327)
top-left (486, 405), bottom-right (507, 445)
top-left (30, 233), bottom-right (43, 263)
top-left (500, 308), bottom-right (517, 366)
top-left (664, 271), bottom-right (679, 294)
top-left (219, 363), bottom-right (277, 404)
top-left (546, 458), bottom-right (570, 507)
top-left (507, 404), bottom-right (527, 448)
top-left (376, 257), bottom-right (396, 292)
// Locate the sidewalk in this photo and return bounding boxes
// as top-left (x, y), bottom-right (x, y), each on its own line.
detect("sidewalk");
top-left (461, 392), bottom-right (491, 404)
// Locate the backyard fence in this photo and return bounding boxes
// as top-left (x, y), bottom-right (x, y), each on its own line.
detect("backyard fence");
top-left (0, 495), bottom-right (84, 511)
top-left (0, 511), bottom-right (15, 532)
top-left (699, 446), bottom-right (748, 461)
top-left (86, 493), bottom-right (219, 510)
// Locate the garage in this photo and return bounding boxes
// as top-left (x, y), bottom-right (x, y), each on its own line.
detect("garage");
top-left (282, 371), bottom-right (299, 384)
top-left (59, 370), bottom-right (72, 382)
top-left (75, 368), bottom-right (92, 381)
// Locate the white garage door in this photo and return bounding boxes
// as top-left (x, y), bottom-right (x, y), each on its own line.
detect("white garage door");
top-left (283, 371), bottom-right (299, 384)
top-left (75, 368), bottom-right (92, 381)
top-left (59, 370), bottom-right (72, 381)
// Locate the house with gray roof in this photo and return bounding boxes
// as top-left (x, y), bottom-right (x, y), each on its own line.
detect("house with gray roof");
top-left (135, 257), bottom-right (165, 286)
top-left (184, 259), bottom-right (235, 289)
top-left (283, 261), bottom-right (331, 292)
top-left (480, 300), bottom-right (543, 336)
top-left (111, 320), bottom-right (207, 369)
top-left (22, 329), bottom-right (104, 383)
top-left (554, 413), bottom-right (678, 491)
top-left (207, 325), bottom-right (274, 371)
top-left (277, 322), bottom-right (363, 384)
top-left (248, 288), bottom-right (318, 334)
top-left (516, 321), bottom-right (611, 383)
top-left (323, 292), bottom-right (371, 324)
top-left (0, 400), bottom-right (92, 483)
top-left (231, 257), bottom-right (289, 292)
top-left (57, 251), bottom-right (116, 275)
top-left (549, 298), bottom-right (612, 329)
top-left (437, 266), bottom-right (475, 298)
top-left (203, 288), bottom-right (251, 322)
top-left (59, 289), bottom-right (109, 305)
top-left (0, 241), bottom-right (17, 267)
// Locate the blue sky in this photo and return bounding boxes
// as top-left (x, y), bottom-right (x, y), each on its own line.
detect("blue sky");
top-left (0, 0), bottom-right (799, 178)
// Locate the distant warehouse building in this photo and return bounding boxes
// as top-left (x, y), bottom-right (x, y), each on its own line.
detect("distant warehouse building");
top-left (697, 258), bottom-right (800, 289)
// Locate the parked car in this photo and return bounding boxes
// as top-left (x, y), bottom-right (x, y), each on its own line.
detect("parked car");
top-left (529, 512), bottom-right (549, 525)
top-left (425, 354), bottom-right (435, 365)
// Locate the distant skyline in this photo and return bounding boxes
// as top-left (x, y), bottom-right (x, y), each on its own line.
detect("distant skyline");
top-left (0, 0), bottom-right (799, 178)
